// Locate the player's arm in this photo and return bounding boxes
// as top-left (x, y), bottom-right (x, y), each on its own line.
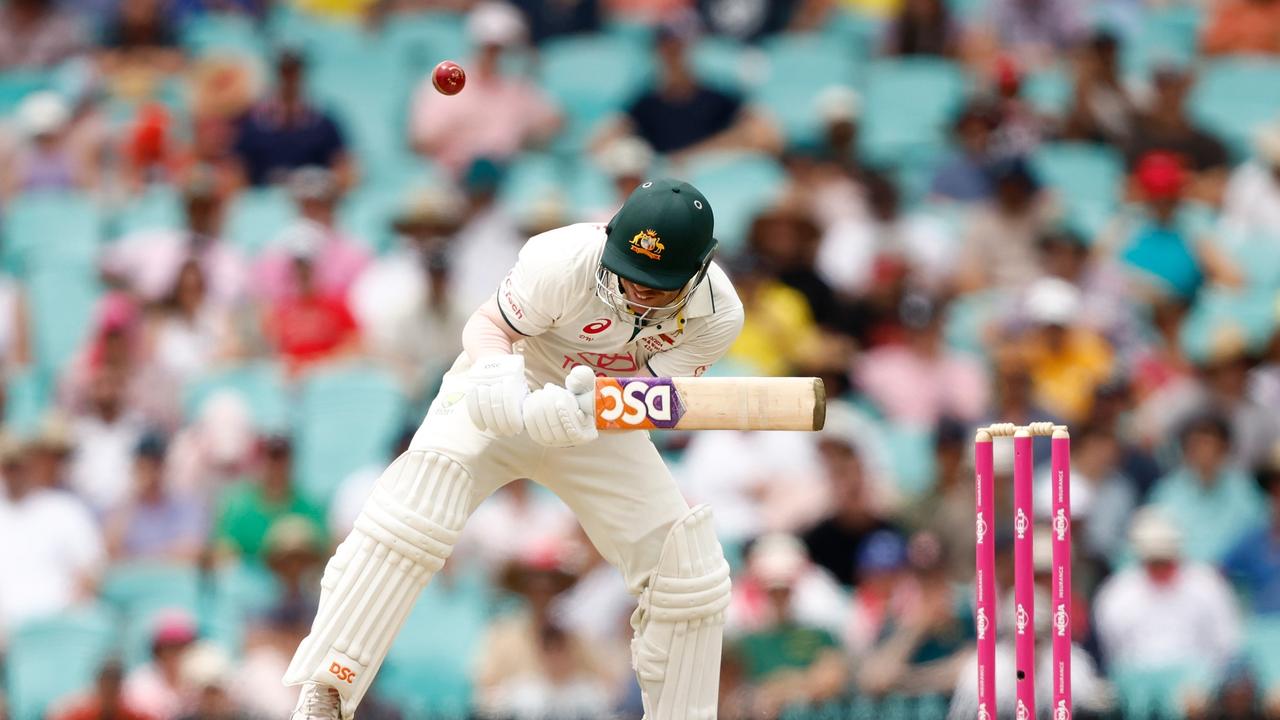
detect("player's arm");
top-left (462, 297), bottom-right (524, 360)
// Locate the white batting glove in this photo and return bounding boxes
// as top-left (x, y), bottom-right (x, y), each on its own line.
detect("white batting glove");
top-left (466, 354), bottom-right (528, 437)
top-left (522, 366), bottom-right (599, 448)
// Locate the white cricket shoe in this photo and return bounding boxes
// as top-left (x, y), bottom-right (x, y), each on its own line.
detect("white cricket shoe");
top-left (290, 682), bottom-right (344, 720)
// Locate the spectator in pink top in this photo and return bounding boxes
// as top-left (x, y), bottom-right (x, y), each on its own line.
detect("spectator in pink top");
top-left (408, 2), bottom-right (561, 176)
top-left (251, 166), bottom-right (370, 303)
top-left (856, 293), bottom-right (989, 428)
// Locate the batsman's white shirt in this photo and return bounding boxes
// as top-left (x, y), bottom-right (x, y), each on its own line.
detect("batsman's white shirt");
top-left (417, 222), bottom-right (743, 593)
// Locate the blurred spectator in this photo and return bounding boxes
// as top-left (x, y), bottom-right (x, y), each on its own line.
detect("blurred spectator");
top-left (746, 204), bottom-right (842, 329)
top-left (409, 2), bottom-right (560, 176)
top-left (1222, 120), bottom-right (1280, 241)
top-left (232, 49), bottom-right (355, 188)
top-left (729, 537), bottom-right (847, 719)
top-left (262, 515), bottom-right (325, 611)
top-left (1124, 65), bottom-right (1230, 203)
top-left (1047, 425), bottom-right (1137, 579)
top-left (801, 436), bottom-right (902, 588)
top-left (0, 0), bottom-right (89, 69)
top-left (842, 530), bottom-right (909, 656)
top-left (971, 0), bottom-right (1087, 70)
top-left (931, 100), bottom-right (1000, 202)
top-left (591, 136), bottom-right (655, 219)
top-left (260, 233), bottom-right (362, 370)
top-left (123, 610), bottom-right (198, 720)
top-left (856, 532), bottom-right (973, 699)
top-left (883, 0), bottom-right (959, 57)
top-left (50, 660), bottom-right (152, 720)
top-left (253, 166), bottom-right (371, 304)
top-left (1202, 0), bottom-right (1280, 56)
top-left (594, 13), bottom-right (781, 160)
top-left (27, 411), bottom-right (74, 490)
top-left (447, 158), bottom-right (523, 311)
top-left (1222, 449), bottom-right (1280, 615)
top-left (693, 0), bottom-right (814, 43)
top-left (956, 156), bottom-right (1055, 292)
top-left (1101, 152), bottom-right (1241, 303)
top-left (1, 90), bottom-right (98, 200)
top-left (1150, 413), bottom-right (1266, 564)
top-left (97, 0), bottom-right (184, 83)
top-left (1061, 31), bottom-right (1137, 146)
top-left (988, 56), bottom-right (1050, 157)
top-left (473, 553), bottom-right (613, 717)
top-left (348, 186), bottom-right (469, 401)
top-left (1035, 226), bottom-right (1132, 342)
top-left (104, 176), bottom-right (248, 308)
top-left (0, 259), bottom-right (32, 373)
top-left (1014, 277), bottom-right (1114, 422)
top-left (508, 0), bottom-right (600, 44)
top-left (167, 390), bottom-right (255, 500)
top-left (68, 365), bottom-right (148, 513)
top-left (212, 434), bottom-right (325, 560)
top-left (729, 533), bottom-right (847, 639)
top-left (176, 643), bottom-right (248, 720)
top-left (1130, 294), bottom-right (1195, 400)
top-left (143, 259), bottom-right (241, 388)
top-left (463, 479), bottom-right (577, 576)
top-left (857, 293), bottom-right (990, 427)
top-left (723, 254), bottom-right (822, 377)
top-left (235, 599), bottom-right (317, 718)
top-left (104, 432), bottom-right (204, 562)
top-left (0, 435), bottom-right (104, 643)
top-left (902, 418), bottom-right (973, 583)
top-left (1095, 507), bottom-right (1242, 714)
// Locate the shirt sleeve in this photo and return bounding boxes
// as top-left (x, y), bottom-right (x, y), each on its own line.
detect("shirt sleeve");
top-left (645, 304), bottom-right (744, 377)
top-left (494, 233), bottom-right (577, 337)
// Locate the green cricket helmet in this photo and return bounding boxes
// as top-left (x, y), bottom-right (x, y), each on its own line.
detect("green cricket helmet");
top-left (597, 178), bottom-right (718, 324)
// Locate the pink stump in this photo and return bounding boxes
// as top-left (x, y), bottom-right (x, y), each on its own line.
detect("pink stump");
top-left (974, 432), bottom-right (996, 720)
top-left (1051, 431), bottom-right (1073, 719)
top-left (1013, 431), bottom-right (1035, 720)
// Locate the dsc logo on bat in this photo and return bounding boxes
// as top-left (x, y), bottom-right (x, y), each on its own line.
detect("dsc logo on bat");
top-left (595, 378), bottom-right (685, 429)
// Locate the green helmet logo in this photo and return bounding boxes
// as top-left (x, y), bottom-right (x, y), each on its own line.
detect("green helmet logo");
top-left (604, 178), bottom-right (717, 290)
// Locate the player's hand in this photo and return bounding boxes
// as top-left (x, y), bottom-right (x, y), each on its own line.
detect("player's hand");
top-left (466, 354), bottom-right (528, 436)
top-left (522, 368), bottom-right (599, 448)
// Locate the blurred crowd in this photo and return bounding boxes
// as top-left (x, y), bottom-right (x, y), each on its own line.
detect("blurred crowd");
top-left (2, 0), bottom-right (1280, 718)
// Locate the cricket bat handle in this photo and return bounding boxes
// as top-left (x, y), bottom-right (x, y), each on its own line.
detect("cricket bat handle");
top-left (577, 376), bottom-right (826, 431)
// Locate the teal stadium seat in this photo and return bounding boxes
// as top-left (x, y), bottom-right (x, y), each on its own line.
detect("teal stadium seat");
top-left (751, 34), bottom-right (858, 146)
top-left (382, 12), bottom-right (470, 73)
top-left (819, 8), bottom-right (885, 60)
top-left (566, 157), bottom-right (618, 217)
top-left (2, 191), bottom-right (102, 275)
top-left (1190, 57), bottom-right (1280, 160)
top-left (4, 367), bottom-right (52, 438)
top-left (180, 12), bottom-right (265, 61)
top-left (26, 269), bottom-right (101, 376)
top-left (880, 421), bottom-right (937, 497)
top-left (224, 187), bottom-right (297, 255)
top-left (1246, 615), bottom-right (1280, 695)
top-left (1033, 142), bottom-right (1124, 239)
top-left (294, 363), bottom-right (408, 507)
top-left (1111, 663), bottom-right (1207, 720)
top-left (690, 36), bottom-right (755, 94)
top-left (0, 70), bottom-right (51, 114)
top-left (1022, 66), bottom-right (1072, 116)
top-left (1121, 5), bottom-right (1202, 78)
top-left (1216, 222), bottom-right (1280, 290)
top-left (182, 360), bottom-right (291, 432)
top-left (498, 153), bottom-right (565, 220)
top-left (100, 562), bottom-right (204, 667)
top-left (112, 184), bottom-right (183, 237)
top-left (1180, 288), bottom-right (1278, 362)
top-left (5, 605), bottom-right (117, 720)
top-left (539, 35), bottom-right (653, 153)
top-left (860, 58), bottom-right (966, 166)
top-left (681, 152), bottom-right (786, 251)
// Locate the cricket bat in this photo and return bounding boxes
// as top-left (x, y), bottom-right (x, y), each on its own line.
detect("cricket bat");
top-left (583, 376), bottom-right (826, 431)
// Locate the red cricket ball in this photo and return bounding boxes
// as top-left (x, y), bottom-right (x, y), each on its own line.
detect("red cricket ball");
top-left (432, 60), bottom-right (466, 96)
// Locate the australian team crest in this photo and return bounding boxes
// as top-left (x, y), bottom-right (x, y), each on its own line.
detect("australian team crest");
top-left (630, 228), bottom-right (665, 260)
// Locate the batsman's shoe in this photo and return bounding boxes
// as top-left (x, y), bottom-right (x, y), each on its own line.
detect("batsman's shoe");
top-left (290, 682), bottom-right (345, 720)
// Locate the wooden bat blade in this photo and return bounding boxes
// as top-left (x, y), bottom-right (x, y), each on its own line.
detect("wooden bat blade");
top-left (592, 377), bottom-right (825, 431)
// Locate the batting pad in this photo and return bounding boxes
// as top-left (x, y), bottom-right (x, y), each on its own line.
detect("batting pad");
top-left (283, 451), bottom-right (471, 717)
top-left (631, 504), bottom-right (732, 720)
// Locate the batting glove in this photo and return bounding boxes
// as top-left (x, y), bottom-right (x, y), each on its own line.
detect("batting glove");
top-left (466, 354), bottom-right (528, 437)
top-left (522, 366), bottom-right (599, 448)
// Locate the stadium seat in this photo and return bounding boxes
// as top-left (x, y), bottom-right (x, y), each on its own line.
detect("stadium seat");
top-left (860, 58), bottom-right (967, 165)
top-left (880, 421), bottom-right (937, 497)
top-left (101, 563), bottom-right (205, 667)
top-left (1032, 142), bottom-right (1124, 239)
top-left (179, 12), bottom-right (266, 61)
top-left (751, 33), bottom-right (858, 145)
top-left (294, 362), bottom-right (408, 507)
top-left (819, 8), bottom-right (885, 60)
top-left (1022, 66), bottom-right (1072, 116)
top-left (0, 70), bottom-right (51, 114)
top-left (4, 605), bottom-right (117, 720)
top-left (538, 35), bottom-right (654, 153)
top-left (2, 191), bottom-right (103, 275)
top-left (1122, 5), bottom-right (1202, 77)
top-left (4, 367), bottom-right (51, 438)
top-left (566, 157), bottom-right (619, 218)
top-left (182, 360), bottom-right (291, 433)
top-left (1179, 288), bottom-right (1278, 362)
top-left (498, 152), bottom-right (565, 220)
top-left (382, 12), bottom-right (470, 73)
top-left (1110, 663), bottom-right (1205, 720)
top-left (680, 151), bottom-right (787, 251)
top-left (690, 36), bottom-right (757, 94)
top-left (111, 184), bottom-right (183, 237)
top-left (26, 268), bottom-right (101, 376)
top-left (1190, 57), bottom-right (1280, 160)
top-left (224, 187), bottom-right (297, 255)
top-left (1246, 615), bottom-right (1280, 694)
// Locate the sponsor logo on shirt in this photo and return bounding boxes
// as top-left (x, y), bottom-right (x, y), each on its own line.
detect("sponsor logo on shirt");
top-left (501, 274), bottom-right (524, 320)
top-left (630, 229), bottom-right (664, 260)
top-left (564, 352), bottom-right (639, 373)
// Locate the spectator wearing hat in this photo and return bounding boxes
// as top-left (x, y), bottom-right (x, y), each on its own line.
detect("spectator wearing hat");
top-left (931, 100), bottom-right (1001, 202)
top-left (212, 434), bottom-right (326, 561)
top-left (727, 534), bottom-right (847, 719)
top-left (231, 49), bottom-right (355, 189)
top-left (729, 533), bottom-right (847, 639)
top-left (808, 85), bottom-right (862, 170)
top-left (104, 432), bottom-right (205, 562)
top-left (27, 412), bottom-right (74, 490)
top-left (745, 203), bottom-right (842, 329)
top-left (263, 515), bottom-right (326, 612)
top-left (842, 530), bottom-right (909, 655)
top-left (122, 610), bottom-right (199, 720)
top-left (589, 136), bottom-right (655, 221)
top-left (1, 90), bottom-right (97, 200)
top-left (1222, 120), bottom-right (1280, 241)
top-left (1202, 0), bottom-right (1280, 56)
top-left (0, 434), bottom-right (104, 645)
top-left (50, 660), bottom-right (153, 720)
top-left (0, 0), bottom-right (89, 70)
top-left (166, 390), bottom-right (255, 500)
top-left (176, 643), bottom-right (251, 720)
top-left (1222, 447), bottom-right (1280, 616)
top-left (1035, 226), bottom-right (1133, 343)
top-left (1149, 413), bottom-right (1266, 565)
top-left (901, 418), bottom-right (978, 583)
top-left (1061, 31), bottom-right (1139, 146)
top-left (883, 0), bottom-right (959, 57)
top-left (1095, 507), bottom-right (1242, 716)
top-left (593, 12), bottom-right (781, 162)
top-left (955, 156), bottom-right (1057, 292)
top-left (1123, 65), bottom-right (1230, 204)
top-left (856, 292), bottom-right (990, 427)
top-left (252, 166), bottom-right (371, 304)
top-left (409, 2), bottom-right (561, 176)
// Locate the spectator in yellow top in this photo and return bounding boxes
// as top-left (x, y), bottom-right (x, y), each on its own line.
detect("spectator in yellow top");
top-left (1015, 276), bottom-right (1114, 423)
top-left (723, 254), bottom-right (821, 377)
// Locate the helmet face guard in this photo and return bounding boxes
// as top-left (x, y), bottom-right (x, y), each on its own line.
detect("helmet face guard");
top-left (595, 259), bottom-right (711, 328)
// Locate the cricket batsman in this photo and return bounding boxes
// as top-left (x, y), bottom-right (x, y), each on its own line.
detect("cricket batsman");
top-left (285, 178), bottom-right (745, 720)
